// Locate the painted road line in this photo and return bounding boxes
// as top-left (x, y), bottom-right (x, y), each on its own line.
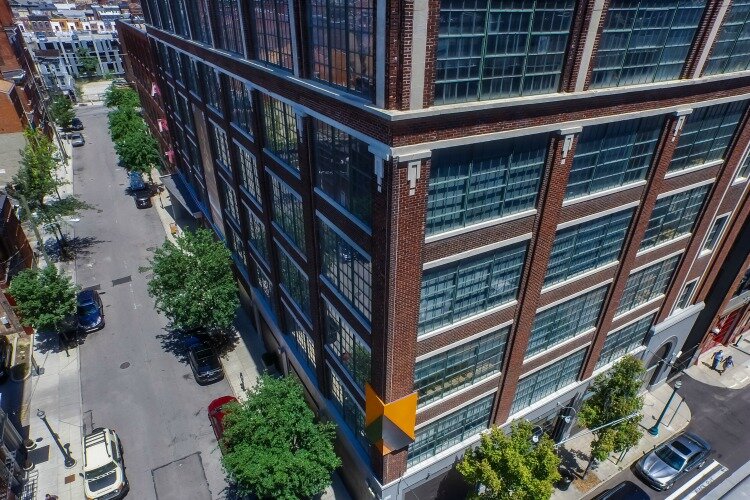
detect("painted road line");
top-left (682, 465), bottom-right (728, 500)
top-left (664, 460), bottom-right (721, 500)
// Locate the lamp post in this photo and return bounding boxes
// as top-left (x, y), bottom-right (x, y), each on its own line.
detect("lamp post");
top-left (648, 380), bottom-right (682, 436)
top-left (37, 409), bottom-right (76, 467)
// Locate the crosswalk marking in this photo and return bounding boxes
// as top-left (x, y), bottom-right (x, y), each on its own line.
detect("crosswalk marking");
top-left (681, 465), bottom-right (728, 499)
top-left (665, 460), bottom-right (721, 500)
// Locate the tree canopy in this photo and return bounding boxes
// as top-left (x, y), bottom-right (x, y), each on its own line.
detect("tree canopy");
top-left (76, 46), bottom-right (99, 76)
top-left (104, 84), bottom-right (140, 108)
top-left (8, 266), bottom-right (77, 330)
top-left (108, 106), bottom-right (145, 144)
top-left (113, 125), bottom-right (161, 174)
top-left (49, 95), bottom-right (75, 129)
top-left (146, 228), bottom-right (239, 332)
top-left (221, 375), bottom-right (341, 500)
top-left (15, 128), bottom-right (58, 208)
top-left (457, 421), bottom-right (561, 500)
top-left (578, 355), bottom-right (645, 464)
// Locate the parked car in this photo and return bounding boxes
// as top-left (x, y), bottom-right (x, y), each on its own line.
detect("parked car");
top-left (593, 480), bottom-right (650, 499)
top-left (186, 334), bottom-right (224, 385)
top-left (128, 172), bottom-right (145, 191)
top-left (83, 427), bottom-right (128, 500)
top-left (70, 117), bottom-right (84, 131)
top-left (71, 132), bottom-right (85, 147)
top-left (133, 187), bottom-right (152, 209)
top-left (635, 433), bottom-right (711, 491)
top-left (208, 395), bottom-right (238, 443)
top-left (77, 290), bottom-right (104, 332)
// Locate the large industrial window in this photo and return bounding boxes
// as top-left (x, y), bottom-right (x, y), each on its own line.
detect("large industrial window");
top-left (209, 123), bottom-right (231, 169)
top-left (567, 116), bottom-right (664, 199)
top-left (419, 243), bottom-right (526, 334)
top-left (227, 76), bottom-right (254, 137)
top-left (597, 314), bottom-right (655, 368)
top-left (511, 349), bottom-right (585, 414)
top-left (669, 102), bottom-right (746, 173)
top-left (184, 0), bottom-right (212, 45)
top-left (545, 209), bottom-right (634, 286)
top-left (250, 0), bottom-right (294, 70)
top-left (261, 95), bottom-right (299, 171)
top-left (269, 175), bottom-right (306, 252)
top-left (212, 0), bottom-right (244, 55)
top-left (329, 368), bottom-right (369, 452)
top-left (254, 265), bottom-right (276, 316)
top-left (640, 185), bottom-right (710, 250)
top-left (704, 0), bottom-right (750, 75)
top-left (237, 145), bottom-right (262, 205)
top-left (197, 62), bottom-right (223, 112)
top-left (183, 54), bottom-right (200, 95)
top-left (617, 255), bottom-right (680, 315)
top-left (277, 244), bottom-right (311, 319)
top-left (324, 301), bottom-right (371, 390)
top-left (427, 135), bottom-right (547, 235)
top-left (434, 0), bottom-right (575, 104)
top-left (312, 120), bottom-right (374, 227)
top-left (246, 209), bottom-right (268, 263)
top-left (220, 178), bottom-right (240, 223)
top-left (414, 326), bottom-right (508, 406)
top-left (407, 395), bottom-right (494, 467)
top-left (526, 286), bottom-right (608, 358)
top-left (319, 219), bottom-right (372, 322)
top-left (590, 0), bottom-right (707, 89)
top-left (309, 0), bottom-right (374, 100)
top-left (283, 306), bottom-right (316, 372)
top-left (168, 0), bottom-right (189, 37)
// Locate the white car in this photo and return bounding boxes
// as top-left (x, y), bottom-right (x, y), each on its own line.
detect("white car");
top-left (83, 428), bottom-right (128, 500)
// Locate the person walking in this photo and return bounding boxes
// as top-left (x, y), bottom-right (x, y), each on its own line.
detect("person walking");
top-left (721, 355), bottom-right (734, 375)
top-left (712, 349), bottom-right (724, 371)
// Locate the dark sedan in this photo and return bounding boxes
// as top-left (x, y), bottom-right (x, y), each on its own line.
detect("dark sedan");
top-left (635, 433), bottom-right (711, 491)
top-left (593, 480), bottom-right (649, 499)
top-left (186, 335), bottom-right (224, 385)
top-left (77, 289), bottom-right (104, 332)
top-left (70, 117), bottom-right (84, 131)
top-left (133, 187), bottom-right (152, 208)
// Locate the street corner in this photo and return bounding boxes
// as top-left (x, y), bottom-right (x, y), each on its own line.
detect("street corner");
top-left (685, 343), bottom-right (750, 390)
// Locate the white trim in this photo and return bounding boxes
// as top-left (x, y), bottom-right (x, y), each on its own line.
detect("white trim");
top-left (562, 180), bottom-right (648, 207)
top-left (664, 159), bottom-right (723, 179)
top-left (656, 177), bottom-right (716, 199)
top-left (574, 0), bottom-right (607, 92)
top-left (425, 209), bottom-right (537, 243)
top-left (313, 187), bottom-right (373, 236)
top-left (403, 425), bottom-right (486, 476)
top-left (699, 211), bottom-right (732, 255)
top-left (612, 295), bottom-right (665, 322)
top-left (315, 211), bottom-right (371, 261)
top-left (541, 262), bottom-right (619, 295)
top-left (733, 142), bottom-right (750, 183)
top-left (523, 328), bottom-right (596, 364)
top-left (414, 389), bottom-right (497, 430)
top-left (415, 320), bottom-right (514, 362)
top-left (423, 233), bottom-right (532, 269)
top-left (629, 249), bottom-right (684, 274)
top-left (556, 202), bottom-right (638, 230)
top-left (637, 232), bottom-right (692, 257)
top-left (537, 280), bottom-right (612, 313)
top-left (417, 301), bottom-right (518, 342)
top-left (416, 373), bottom-right (502, 414)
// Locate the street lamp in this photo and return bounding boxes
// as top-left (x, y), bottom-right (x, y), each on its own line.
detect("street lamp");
top-left (557, 403), bottom-right (578, 424)
top-left (36, 409), bottom-right (76, 467)
top-left (648, 380), bottom-right (682, 436)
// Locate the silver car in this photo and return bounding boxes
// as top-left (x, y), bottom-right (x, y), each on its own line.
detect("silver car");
top-left (71, 132), bottom-right (85, 147)
top-left (635, 433), bottom-right (710, 491)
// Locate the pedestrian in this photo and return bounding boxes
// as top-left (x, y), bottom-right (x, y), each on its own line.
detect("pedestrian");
top-left (45, 495), bottom-right (58, 500)
top-left (721, 356), bottom-right (734, 375)
top-left (712, 349), bottom-right (724, 371)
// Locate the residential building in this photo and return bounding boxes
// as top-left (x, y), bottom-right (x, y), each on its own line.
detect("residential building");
top-left (129, 1), bottom-right (750, 498)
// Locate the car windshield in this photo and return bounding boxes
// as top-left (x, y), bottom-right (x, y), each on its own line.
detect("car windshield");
top-left (85, 462), bottom-right (117, 491)
top-left (78, 303), bottom-right (99, 316)
top-left (656, 445), bottom-right (686, 471)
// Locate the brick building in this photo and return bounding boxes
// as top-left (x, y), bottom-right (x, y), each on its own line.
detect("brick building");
top-left (130, 1), bottom-right (750, 497)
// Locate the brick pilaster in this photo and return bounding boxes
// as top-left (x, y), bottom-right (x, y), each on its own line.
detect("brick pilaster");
top-left (681, 0), bottom-right (726, 78)
top-left (559, 0), bottom-right (600, 93)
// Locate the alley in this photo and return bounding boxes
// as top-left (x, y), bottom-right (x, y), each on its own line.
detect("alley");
top-left (71, 105), bottom-right (232, 499)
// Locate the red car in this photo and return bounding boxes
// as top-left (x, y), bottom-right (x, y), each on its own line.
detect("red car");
top-left (208, 395), bottom-right (238, 443)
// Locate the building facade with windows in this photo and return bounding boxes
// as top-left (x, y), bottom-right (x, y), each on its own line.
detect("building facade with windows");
top-left (133, 1), bottom-right (750, 498)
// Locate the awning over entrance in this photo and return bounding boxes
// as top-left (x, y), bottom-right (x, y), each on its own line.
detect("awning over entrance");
top-left (159, 173), bottom-right (202, 218)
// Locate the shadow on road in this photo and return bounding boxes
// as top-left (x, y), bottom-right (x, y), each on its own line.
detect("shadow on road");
top-left (156, 327), bottom-right (191, 364)
top-left (42, 235), bottom-right (106, 262)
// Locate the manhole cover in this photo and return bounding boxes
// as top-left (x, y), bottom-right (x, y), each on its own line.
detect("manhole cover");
top-left (120, 362), bottom-right (130, 369)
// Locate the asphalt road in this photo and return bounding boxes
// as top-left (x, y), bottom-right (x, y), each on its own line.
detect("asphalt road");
top-left (586, 375), bottom-right (750, 499)
top-left (71, 105), bottom-right (232, 500)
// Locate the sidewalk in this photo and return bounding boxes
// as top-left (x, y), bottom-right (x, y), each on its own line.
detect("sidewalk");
top-left (684, 341), bottom-right (750, 390)
top-left (553, 382), bottom-right (691, 500)
top-left (149, 172), bottom-right (352, 500)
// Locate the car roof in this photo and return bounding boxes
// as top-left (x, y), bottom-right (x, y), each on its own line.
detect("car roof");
top-left (83, 429), bottom-right (114, 470)
top-left (679, 433), bottom-right (710, 453)
top-left (77, 289), bottom-right (96, 304)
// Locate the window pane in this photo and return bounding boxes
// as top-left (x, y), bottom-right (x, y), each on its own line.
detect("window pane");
top-left (591, 0), bottom-right (706, 89)
top-left (704, 0), bottom-right (750, 75)
top-left (313, 119), bottom-right (374, 226)
top-left (209, 122), bottom-right (231, 168)
top-left (309, 0), bottom-right (375, 100)
top-left (227, 75), bottom-right (254, 136)
top-left (220, 177), bottom-right (240, 223)
top-left (511, 350), bottom-right (585, 414)
top-left (250, 0), bottom-right (294, 70)
top-left (414, 326), bottom-right (508, 406)
top-left (738, 153), bottom-right (750, 180)
top-left (567, 116), bottom-right (664, 199)
top-left (329, 367), bottom-right (369, 452)
top-left (237, 145), bottom-right (262, 204)
top-left (212, 0), bottom-right (244, 55)
top-left (324, 301), bottom-right (371, 390)
top-left (283, 306), bottom-right (316, 372)
top-left (545, 208), bottom-right (634, 286)
top-left (527, 286), bottom-right (608, 357)
top-left (676, 280), bottom-right (697, 309)
top-left (597, 314), bottom-right (655, 368)
top-left (703, 215), bottom-right (729, 252)
top-left (254, 265), bottom-right (276, 317)
top-left (184, 0), bottom-right (213, 44)
top-left (427, 134), bottom-right (547, 235)
top-left (261, 95), bottom-right (300, 171)
top-left (617, 255), bottom-right (680, 315)
top-left (246, 209), bottom-right (269, 263)
top-left (269, 175), bottom-right (306, 252)
top-left (434, 0), bottom-right (576, 104)
top-left (277, 244), bottom-right (311, 318)
top-left (640, 185), bottom-right (710, 250)
top-left (669, 102), bottom-right (747, 172)
top-left (197, 61), bottom-right (223, 112)
top-left (419, 243), bottom-right (527, 333)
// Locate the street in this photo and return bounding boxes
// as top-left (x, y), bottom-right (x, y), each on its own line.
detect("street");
top-left (71, 105), bottom-right (232, 499)
top-left (586, 374), bottom-right (750, 499)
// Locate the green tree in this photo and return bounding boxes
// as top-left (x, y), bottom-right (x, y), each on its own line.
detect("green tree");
top-left (104, 84), bottom-right (140, 108)
top-left (107, 106), bottom-right (144, 143)
top-left (49, 95), bottom-right (75, 129)
top-left (578, 355), bottom-right (645, 476)
top-left (114, 126), bottom-right (161, 175)
top-left (457, 421), bottom-right (561, 500)
top-left (76, 46), bottom-right (99, 76)
top-left (8, 266), bottom-right (77, 330)
top-left (221, 375), bottom-right (341, 500)
top-left (146, 228), bottom-right (239, 332)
